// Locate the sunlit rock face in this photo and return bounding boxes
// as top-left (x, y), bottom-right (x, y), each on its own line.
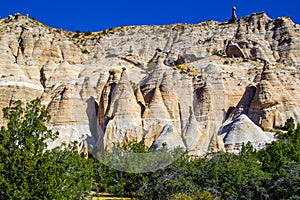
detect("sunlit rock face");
top-left (99, 68), bottom-right (144, 150)
top-left (1, 12), bottom-right (300, 155)
top-left (220, 114), bottom-right (275, 153)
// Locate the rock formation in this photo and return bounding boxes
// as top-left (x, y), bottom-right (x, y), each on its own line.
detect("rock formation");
top-left (228, 6), bottom-right (237, 24)
top-left (1, 12), bottom-right (300, 155)
top-left (99, 68), bottom-right (144, 150)
top-left (226, 41), bottom-right (246, 58)
top-left (220, 114), bottom-right (274, 153)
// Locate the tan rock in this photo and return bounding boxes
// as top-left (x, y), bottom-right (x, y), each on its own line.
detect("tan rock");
top-left (86, 96), bottom-right (105, 156)
top-left (143, 84), bottom-right (172, 147)
top-left (80, 77), bottom-right (96, 101)
top-left (1, 13), bottom-right (300, 156)
top-left (46, 83), bottom-right (87, 126)
top-left (98, 70), bottom-right (118, 127)
top-left (43, 61), bottom-right (80, 88)
top-left (101, 68), bottom-right (143, 150)
top-left (0, 63), bottom-right (44, 123)
top-left (226, 63), bottom-right (300, 131)
top-left (159, 71), bottom-right (181, 133)
top-left (248, 65), bottom-right (300, 129)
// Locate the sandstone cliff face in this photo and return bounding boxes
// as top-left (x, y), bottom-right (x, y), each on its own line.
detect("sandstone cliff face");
top-left (227, 64), bottom-right (300, 131)
top-left (1, 13), bottom-right (300, 154)
top-left (100, 69), bottom-right (143, 150)
top-left (221, 114), bottom-right (274, 153)
top-left (248, 65), bottom-right (300, 129)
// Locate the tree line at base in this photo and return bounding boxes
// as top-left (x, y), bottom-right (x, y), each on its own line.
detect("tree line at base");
top-left (0, 99), bottom-right (299, 199)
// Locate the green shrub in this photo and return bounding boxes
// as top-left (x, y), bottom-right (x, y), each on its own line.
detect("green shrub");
top-left (105, 53), bottom-right (118, 58)
top-left (0, 99), bottom-right (94, 199)
top-left (203, 37), bottom-right (212, 43)
top-left (146, 59), bottom-right (157, 72)
top-left (81, 49), bottom-right (89, 54)
top-left (195, 191), bottom-right (214, 200)
top-left (84, 31), bottom-right (92, 36)
top-left (73, 33), bottom-right (80, 38)
top-left (224, 60), bottom-right (233, 65)
top-left (213, 50), bottom-right (223, 57)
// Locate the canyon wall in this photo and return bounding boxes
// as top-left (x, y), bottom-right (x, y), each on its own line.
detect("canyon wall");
top-left (1, 12), bottom-right (300, 155)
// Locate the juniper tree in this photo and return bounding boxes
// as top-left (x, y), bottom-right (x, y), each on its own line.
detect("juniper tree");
top-left (0, 98), bottom-right (94, 199)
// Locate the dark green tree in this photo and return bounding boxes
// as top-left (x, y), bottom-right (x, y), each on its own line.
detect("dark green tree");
top-left (268, 161), bottom-right (300, 200)
top-left (197, 150), bottom-right (269, 199)
top-left (0, 98), bottom-right (94, 199)
top-left (258, 117), bottom-right (300, 199)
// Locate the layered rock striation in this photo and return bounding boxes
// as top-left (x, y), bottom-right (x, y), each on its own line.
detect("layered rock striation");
top-left (1, 12), bottom-right (300, 154)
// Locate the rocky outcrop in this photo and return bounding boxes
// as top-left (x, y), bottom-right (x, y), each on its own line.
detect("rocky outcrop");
top-left (1, 12), bottom-right (300, 155)
top-left (0, 63), bottom-right (44, 124)
top-left (0, 15), bottom-right (84, 66)
top-left (151, 124), bottom-right (185, 150)
top-left (220, 114), bottom-right (274, 153)
top-left (45, 84), bottom-right (86, 126)
top-left (227, 64), bottom-right (300, 130)
top-left (248, 65), bottom-right (300, 129)
top-left (228, 6), bottom-right (237, 24)
top-left (226, 41), bottom-right (246, 58)
top-left (98, 68), bottom-right (144, 150)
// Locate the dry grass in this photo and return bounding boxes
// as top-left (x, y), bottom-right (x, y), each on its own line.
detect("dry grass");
top-left (173, 63), bottom-right (198, 75)
top-left (88, 192), bottom-right (134, 200)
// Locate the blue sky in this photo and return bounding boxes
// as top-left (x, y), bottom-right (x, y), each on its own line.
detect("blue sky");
top-left (1, 0), bottom-right (300, 32)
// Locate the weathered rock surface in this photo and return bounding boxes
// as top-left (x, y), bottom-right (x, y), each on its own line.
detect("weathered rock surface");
top-left (227, 64), bottom-right (300, 131)
top-left (100, 68), bottom-right (143, 150)
top-left (1, 12), bottom-right (300, 155)
top-left (220, 114), bottom-right (274, 153)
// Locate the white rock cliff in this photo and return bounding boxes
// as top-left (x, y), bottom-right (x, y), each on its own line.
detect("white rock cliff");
top-left (1, 12), bottom-right (300, 155)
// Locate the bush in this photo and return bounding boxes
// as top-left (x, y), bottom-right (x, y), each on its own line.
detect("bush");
top-left (84, 31), bottom-right (92, 36)
top-left (73, 33), bottom-right (80, 38)
top-left (81, 49), bottom-right (89, 54)
top-left (0, 98), bottom-right (94, 199)
top-left (213, 50), bottom-right (223, 57)
top-left (146, 59), bottom-right (157, 72)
